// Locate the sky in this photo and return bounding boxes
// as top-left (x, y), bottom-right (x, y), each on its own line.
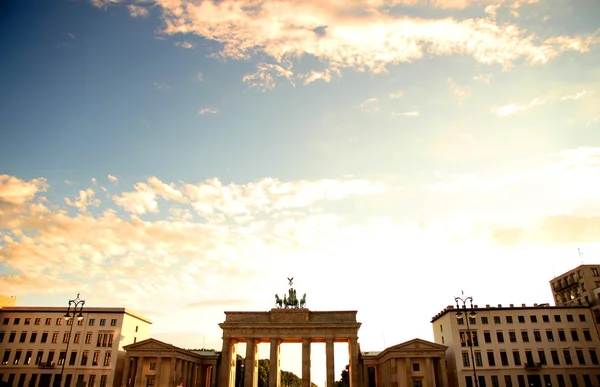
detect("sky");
top-left (1, 0), bottom-right (600, 384)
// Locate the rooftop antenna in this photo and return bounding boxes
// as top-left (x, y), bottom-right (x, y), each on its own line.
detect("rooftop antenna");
top-left (578, 248), bottom-right (584, 264)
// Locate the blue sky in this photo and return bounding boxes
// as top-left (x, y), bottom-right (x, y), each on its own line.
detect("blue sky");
top-left (1, 0), bottom-right (600, 383)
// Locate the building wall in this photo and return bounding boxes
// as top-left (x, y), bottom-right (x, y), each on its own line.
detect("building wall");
top-left (432, 304), bottom-right (600, 387)
top-left (0, 307), bottom-right (151, 387)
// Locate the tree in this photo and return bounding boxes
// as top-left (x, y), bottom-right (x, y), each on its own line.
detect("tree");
top-left (333, 365), bottom-right (349, 387)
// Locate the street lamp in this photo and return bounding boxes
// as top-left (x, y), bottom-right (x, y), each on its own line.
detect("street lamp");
top-left (57, 294), bottom-right (85, 387)
top-left (454, 291), bottom-right (478, 387)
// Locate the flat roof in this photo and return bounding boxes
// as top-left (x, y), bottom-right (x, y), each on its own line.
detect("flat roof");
top-left (431, 303), bottom-right (590, 323)
top-left (550, 264), bottom-right (600, 281)
top-left (0, 306), bottom-right (152, 324)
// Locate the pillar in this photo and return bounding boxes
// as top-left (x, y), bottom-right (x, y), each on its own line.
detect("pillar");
top-left (362, 365), bottom-right (369, 387)
top-left (122, 356), bottom-right (132, 387)
top-left (269, 339), bottom-right (281, 387)
top-left (171, 358), bottom-right (177, 387)
top-left (302, 338), bottom-right (311, 387)
top-left (210, 364), bottom-right (218, 387)
top-left (219, 338), bottom-right (236, 387)
top-left (135, 356), bottom-right (144, 387)
top-left (198, 365), bottom-right (207, 387)
top-left (156, 357), bottom-right (162, 387)
top-left (439, 358), bottom-right (448, 387)
top-left (404, 358), bottom-right (412, 387)
top-left (425, 358), bottom-right (435, 387)
top-left (245, 338), bottom-right (258, 387)
top-left (348, 338), bottom-right (360, 387)
top-left (326, 339), bottom-right (335, 387)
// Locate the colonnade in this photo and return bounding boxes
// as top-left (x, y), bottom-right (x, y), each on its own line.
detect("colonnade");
top-left (363, 357), bottom-right (448, 387)
top-left (219, 337), bottom-right (361, 387)
top-left (122, 355), bottom-right (216, 387)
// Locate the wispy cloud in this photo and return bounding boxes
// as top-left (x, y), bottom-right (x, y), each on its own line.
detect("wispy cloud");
top-left (127, 4), bottom-right (150, 18)
top-left (89, 0), bottom-right (120, 10)
top-left (389, 91), bottom-right (404, 99)
top-left (174, 41), bottom-right (195, 50)
top-left (242, 64), bottom-right (295, 91)
top-left (447, 77), bottom-right (469, 103)
top-left (472, 74), bottom-right (492, 84)
top-left (561, 90), bottom-right (589, 101)
top-left (392, 110), bottom-right (420, 117)
top-left (154, 82), bottom-right (170, 90)
top-left (194, 72), bottom-right (204, 83)
top-left (495, 98), bottom-right (545, 116)
top-left (108, 174), bottom-right (118, 183)
top-left (360, 98), bottom-right (379, 114)
top-left (198, 107), bottom-right (219, 115)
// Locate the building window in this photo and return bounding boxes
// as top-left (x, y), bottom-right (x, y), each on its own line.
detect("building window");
top-left (35, 351), bottom-right (43, 365)
top-left (558, 330), bottom-right (566, 341)
top-left (24, 351), bottom-right (32, 365)
top-left (563, 350), bottom-right (572, 365)
top-left (521, 331), bottom-right (529, 342)
top-left (13, 350), bottom-right (22, 365)
top-left (52, 333), bottom-right (59, 343)
top-left (530, 315), bottom-right (537, 323)
top-left (556, 375), bottom-right (565, 387)
top-left (39, 332), bottom-right (46, 343)
top-left (517, 376), bottom-right (525, 387)
top-left (88, 375), bottom-right (96, 387)
top-left (582, 375), bottom-right (591, 387)
top-left (578, 314), bottom-right (586, 322)
top-left (500, 351), bottom-right (508, 366)
top-left (551, 350), bottom-right (560, 365)
top-left (47, 351), bottom-right (55, 364)
top-left (576, 350), bottom-right (585, 365)
top-left (538, 350), bottom-right (547, 365)
top-left (150, 362), bottom-right (157, 370)
top-left (533, 331), bottom-right (542, 342)
top-left (571, 330), bottom-right (579, 341)
top-left (566, 314), bottom-right (574, 322)
top-left (92, 351), bottom-right (99, 366)
top-left (103, 352), bottom-right (111, 366)
top-left (460, 331), bottom-right (478, 347)
top-left (504, 376), bottom-right (512, 387)
top-left (589, 349), bottom-right (598, 365)
top-left (411, 363), bottom-right (419, 372)
top-left (77, 319), bottom-right (84, 326)
top-left (481, 317), bottom-right (488, 324)
top-left (493, 316), bottom-right (500, 324)
top-left (24, 318), bottom-right (31, 325)
top-left (546, 330), bottom-right (554, 342)
top-left (513, 351), bottom-right (521, 366)
top-left (67, 319), bottom-right (73, 326)
top-left (135, 326), bottom-right (139, 332)
top-left (99, 319), bottom-right (106, 326)
top-left (506, 316), bottom-right (513, 324)
top-left (30, 332), bottom-right (37, 343)
top-left (518, 316), bottom-right (525, 323)
top-left (2, 350), bottom-right (10, 365)
top-left (525, 351), bottom-right (534, 365)
top-left (475, 352), bottom-right (483, 367)
top-left (542, 315), bottom-right (549, 322)
top-left (462, 352), bottom-right (470, 367)
top-left (469, 317), bottom-right (476, 325)
top-left (56, 318), bottom-right (62, 326)
top-left (14, 318), bottom-right (20, 325)
top-left (466, 377), bottom-right (473, 387)
top-left (487, 352), bottom-right (496, 366)
top-left (8, 332), bottom-right (15, 343)
top-left (569, 375), bottom-right (578, 387)
top-left (100, 376), bottom-right (107, 387)
top-left (496, 332), bottom-right (504, 343)
top-left (508, 331), bottom-right (516, 342)
top-left (19, 332), bottom-right (26, 342)
top-left (74, 333), bottom-right (81, 344)
top-left (2, 318), bottom-right (9, 325)
top-left (491, 375), bottom-right (499, 387)
top-left (583, 330), bottom-right (592, 341)
top-left (89, 319), bottom-right (95, 326)
top-left (108, 334), bottom-right (114, 347)
top-left (81, 352), bottom-right (89, 366)
top-left (543, 375), bottom-right (551, 387)
top-left (484, 332), bottom-right (491, 343)
top-left (58, 352), bottom-right (66, 366)
top-left (478, 376), bottom-right (486, 387)
top-left (554, 315), bottom-right (561, 322)
top-left (85, 333), bottom-right (93, 344)
top-left (69, 352), bottom-right (77, 366)
top-left (0, 332), bottom-right (4, 342)
top-left (45, 318), bottom-right (52, 325)
top-left (146, 377), bottom-right (155, 387)
top-left (110, 319), bottom-right (117, 326)
top-left (458, 318), bottom-right (464, 325)
top-left (63, 333), bottom-right (71, 343)
top-left (592, 268), bottom-right (599, 276)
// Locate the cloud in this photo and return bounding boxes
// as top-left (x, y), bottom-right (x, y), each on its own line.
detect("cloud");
top-left (0, 175), bottom-right (47, 216)
top-left (174, 41), bottom-right (195, 49)
top-left (472, 74), bottom-right (492, 84)
top-left (392, 110), bottom-right (420, 117)
top-left (302, 68), bottom-right (340, 85)
top-left (194, 72), bottom-right (204, 83)
top-left (64, 188), bottom-right (101, 212)
top-left (242, 64), bottom-right (295, 90)
top-left (389, 91), bottom-right (404, 99)
top-left (495, 97), bottom-right (545, 116)
top-left (198, 107), bottom-right (219, 115)
top-left (561, 90), bottom-right (589, 101)
top-left (154, 82), bottom-right (171, 90)
top-left (108, 174), bottom-right (119, 183)
top-left (447, 77), bottom-right (469, 103)
top-left (127, 4), bottom-right (150, 18)
top-left (151, 0), bottom-right (598, 88)
top-left (360, 98), bottom-right (379, 113)
top-left (89, 0), bottom-right (120, 9)
top-left (91, 178), bottom-right (98, 186)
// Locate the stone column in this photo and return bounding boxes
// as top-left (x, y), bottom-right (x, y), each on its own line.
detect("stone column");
top-left (348, 338), bottom-right (360, 387)
top-left (326, 338), bottom-right (335, 387)
top-left (425, 358), bottom-right (435, 387)
top-left (439, 358), bottom-right (448, 387)
top-left (210, 365), bottom-right (218, 387)
top-left (219, 338), bottom-right (235, 387)
top-left (156, 357), bottom-right (162, 387)
top-left (135, 356), bottom-right (144, 387)
top-left (404, 358), bottom-right (412, 387)
top-left (198, 365), bottom-right (207, 387)
top-left (182, 361), bottom-right (188, 386)
top-left (374, 366), bottom-right (379, 387)
top-left (362, 365), bottom-right (369, 387)
top-left (171, 358), bottom-right (177, 387)
top-left (122, 356), bottom-right (132, 387)
top-left (245, 338), bottom-right (258, 387)
top-left (302, 338), bottom-right (311, 387)
top-left (269, 339), bottom-right (281, 387)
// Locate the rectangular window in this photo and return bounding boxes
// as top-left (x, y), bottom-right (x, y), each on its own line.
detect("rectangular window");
top-left (566, 314), bottom-right (574, 322)
top-left (517, 375), bottom-right (525, 387)
top-left (58, 352), bottom-right (66, 366)
top-left (491, 376), bottom-right (499, 387)
top-left (47, 351), bottom-right (55, 364)
top-left (542, 315), bottom-right (549, 322)
top-left (484, 332), bottom-right (491, 343)
top-left (100, 376), bottom-right (107, 387)
top-left (149, 362), bottom-right (156, 370)
top-left (513, 351), bottom-right (521, 366)
top-left (518, 315), bottom-right (525, 323)
top-left (2, 350), bottom-right (10, 365)
top-left (8, 332), bottom-right (15, 342)
top-left (110, 319), bottom-right (117, 326)
top-left (478, 376), bottom-right (486, 387)
top-left (56, 318), bottom-right (62, 325)
top-left (493, 316), bottom-right (501, 324)
top-left (24, 351), bottom-right (32, 365)
top-left (102, 334), bottom-right (108, 347)
top-left (466, 377), bottom-right (473, 387)
top-left (569, 375), bottom-right (578, 387)
top-left (496, 332), bottom-right (504, 343)
top-left (589, 349), bottom-right (598, 365)
top-left (74, 333), bottom-right (81, 344)
top-left (81, 352), bottom-right (88, 366)
top-left (52, 333), bottom-right (59, 343)
top-left (63, 333), bottom-right (70, 343)
top-left (525, 351), bottom-right (534, 365)
top-left (69, 352), bottom-right (77, 366)
top-left (89, 319), bottom-right (95, 326)
top-left (504, 376), bottom-right (512, 387)
top-left (509, 331), bottom-right (517, 342)
top-left (77, 319), bottom-right (84, 326)
top-left (534, 331), bottom-right (542, 342)
top-left (458, 318), bottom-right (464, 325)
top-left (557, 375), bottom-right (565, 387)
top-left (582, 375), bottom-right (591, 387)
top-left (13, 350), bottom-right (22, 365)
top-left (487, 352), bottom-right (495, 366)
top-left (558, 330), bottom-right (566, 341)
top-left (481, 316), bottom-right (488, 324)
top-left (103, 352), bottom-right (111, 366)
top-left (521, 331), bottom-right (529, 342)
top-left (107, 334), bottom-right (114, 347)
top-left (41, 332), bottom-right (48, 343)
top-left (99, 319), bottom-right (106, 326)
top-left (34, 318), bottom-right (41, 325)
top-left (500, 351), bottom-right (508, 366)
top-left (530, 315), bottom-right (537, 323)
top-left (563, 350), bottom-right (572, 365)
top-left (551, 350), bottom-right (560, 365)
top-left (462, 352), bottom-right (470, 367)
top-left (89, 375), bottom-right (96, 387)
top-left (583, 330), bottom-right (592, 341)
top-left (576, 350), bottom-right (585, 365)
top-left (554, 315), bottom-right (561, 322)
top-left (35, 351), bottom-right (43, 365)
top-left (24, 318), bottom-right (31, 325)
top-left (506, 316), bottom-right (513, 324)
top-left (0, 332), bottom-right (4, 342)
top-left (475, 352), bottom-right (483, 367)
top-left (543, 375), bottom-right (551, 387)
top-left (579, 314), bottom-right (586, 322)
top-left (538, 350), bottom-right (547, 365)
top-left (2, 317), bottom-right (9, 324)
top-left (85, 333), bottom-right (93, 344)
top-left (30, 332), bottom-right (37, 343)
top-left (67, 319), bottom-right (73, 326)
top-left (92, 351), bottom-right (99, 366)
top-left (571, 329), bottom-right (579, 341)
top-left (546, 330), bottom-right (554, 341)
top-left (19, 332), bottom-right (26, 342)
top-left (469, 317), bottom-right (476, 325)
top-left (146, 376), bottom-right (155, 387)
top-left (14, 318), bottom-right (20, 325)
top-left (45, 318), bottom-right (52, 325)
top-left (97, 334), bottom-right (103, 347)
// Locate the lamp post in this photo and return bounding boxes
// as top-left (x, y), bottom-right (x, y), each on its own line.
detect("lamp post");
top-left (57, 294), bottom-right (85, 387)
top-left (454, 291), bottom-right (478, 387)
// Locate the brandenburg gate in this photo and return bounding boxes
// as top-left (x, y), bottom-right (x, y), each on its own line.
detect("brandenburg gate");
top-left (218, 279), bottom-right (362, 387)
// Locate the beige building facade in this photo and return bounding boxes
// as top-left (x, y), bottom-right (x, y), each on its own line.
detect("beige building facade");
top-left (431, 304), bottom-right (600, 387)
top-left (121, 339), bottom-right (219, 387)
top-left (549, 264), bottom-right (600, 326)
top-left (0, 306), bottom-right (151, 387)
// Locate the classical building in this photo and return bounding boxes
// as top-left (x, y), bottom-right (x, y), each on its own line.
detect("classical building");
top-left (431, 303), bottom-right (600, 387)
top-left (120, 339), bottom-right (219, 387)
top-left (549, 264), bottom-right (600, 325)
top-left (0, 306), bottom-right (151, 387)
top-left (361, 339), bottom-right (449, 387)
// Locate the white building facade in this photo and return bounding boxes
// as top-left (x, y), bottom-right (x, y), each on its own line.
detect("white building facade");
top-left (0, 307), bottom-right (151, 387)
top-left (431, 304), bottom-right (600, 387)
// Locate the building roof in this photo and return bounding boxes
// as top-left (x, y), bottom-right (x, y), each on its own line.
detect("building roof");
top-left (0, 306), bottom-right (152, 324)
top-left (430, 303), bottom-right (590, 323)
top-left (549, 264), bottom-right (599, 281)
